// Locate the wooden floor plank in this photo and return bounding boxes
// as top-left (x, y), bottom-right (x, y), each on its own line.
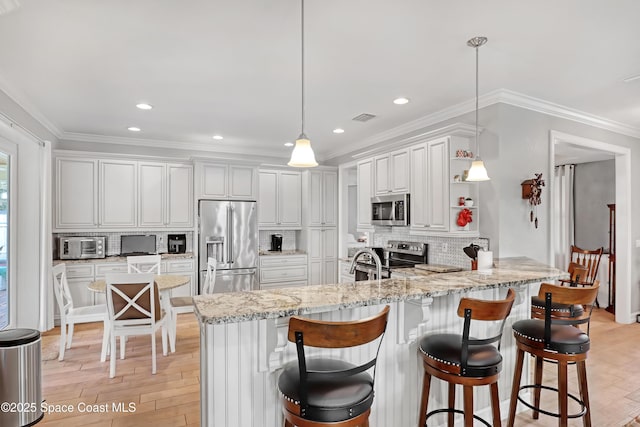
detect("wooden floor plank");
top-left (40, 308), bottom-right (640, 426)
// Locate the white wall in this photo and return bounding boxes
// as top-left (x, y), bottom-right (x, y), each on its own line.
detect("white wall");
top-left (574, 160), bottom-right (615, 251)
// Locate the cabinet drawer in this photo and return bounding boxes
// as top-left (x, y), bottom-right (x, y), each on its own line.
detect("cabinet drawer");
top-left (95, 263), bottom-right (128, 277)
top-left (165, 259), bottom-right (195, 273)
top-left (259, 255), bottom-right (307, 268)
top-left (65, 264), bottom-right (95, 278)
top-left (260, 265), bottom-right (308, 283)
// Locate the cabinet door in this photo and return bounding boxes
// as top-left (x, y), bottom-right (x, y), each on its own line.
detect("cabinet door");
top-left (308, 171), bottom-right (323, 226)
top-left (278, 172), bottom-right (301, 227)
top-left (167, 164), bottom-right (193, 227)
top-left (308, 228), bottom-right (323, 261)
top-left (201, 163), bottom-right (228, 198)
top-left (323, 259), bottom-right (337, 285)
top-left (309, 260), bottom-right (323, 286)
top-left (55, 158), bottom-right (98, 229)
top-left (426, 138), bottom-right (449, 230)
top-left (322, 172), bottom-right (338, 226)
top-left (138, 162), bottom-right (166, 227)
top-left (322, 228), bottom-right (338, 259)
top-left (258, 170), bottom-right (278, 227)
top-left (357, 159), bottom-right (373, 230)
top-left (410, 143), bottom-right (429, 228)
top-left (374, 155), bottom-right (390, 195)
top-left (390, 149), bottom-right (410, 193)
top-left (229, 166), bottom-right (256, 200)
top-left (100, 160), bottom-right (137, 228)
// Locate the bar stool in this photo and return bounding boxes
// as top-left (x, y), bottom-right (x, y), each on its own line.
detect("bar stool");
top-left (508, 282), bottom-right (599, 427)
top-left (278, 306), bottom-right (390, 427)
top-left (418, 288), bottom-right (515, 427)
top-left (530, 262), bottom-right (588, 320)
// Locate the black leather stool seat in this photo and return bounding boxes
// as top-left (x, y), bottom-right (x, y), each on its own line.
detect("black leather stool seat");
top-left (278, 358), bottom-right (374, 423)
top-left (531, 296), bottom-right (584, 316)
top-left (419, 333), bottom-right (503, 377)
top-left (513, 319), bottom-right (590, 354)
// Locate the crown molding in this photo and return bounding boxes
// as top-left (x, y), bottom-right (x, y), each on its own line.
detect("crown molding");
top-left (0, 74), bottom-right (63, 139)
top-left (325, 88), bottom-right (640, 161)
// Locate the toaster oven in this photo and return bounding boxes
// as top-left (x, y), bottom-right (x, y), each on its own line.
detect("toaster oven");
top-left (58, 236), bottom-right (106, 260)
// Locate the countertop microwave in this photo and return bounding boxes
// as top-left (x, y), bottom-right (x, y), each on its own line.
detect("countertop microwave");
top-left (371, 193), bottom-right (410, 226)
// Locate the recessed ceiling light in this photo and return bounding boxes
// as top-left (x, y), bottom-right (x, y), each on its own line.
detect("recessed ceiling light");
top-left (333, 128), bottom-right (345, 134)
top-left (212, 135), bottom-right (223, 140)
top-left (136, 103), bottom-right (153, 110)
top-left (393, 97), bottom-right (410, 105)
top-left (127, 127), bottom-right (141, 132)
top-left (284, 142), bottom-right (294, 147)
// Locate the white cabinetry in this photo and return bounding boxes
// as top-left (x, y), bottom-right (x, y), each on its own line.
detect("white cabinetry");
top-left (54, 264), bottom-right (96, 321)
top-left (374, 148), bottom-right (410, 195)
top-left (356, 158), bottom-right (374, 231)
top-left (196, 162), bottom-right (257, 200)
top-left (55, 158), bottom-right (98, 229)
top-left (100, 160), bottom-right (137, 228)
top-left (307, 170), bottom-right (337, 227)
top-left (339, 260), bottom-right (355, 283)
top-left (448, 137), bottom-right (479, 235)
top-left (139, 162), bottom-right (193, 228)
top-left (165, 258), bottom-right (196, 298)
top-left (259, 255), bottom-right (308, 289)
top-left (410, 137), bottom-right (449, 232)
top-left (258, 170), bottom-right (301, 229)
top-left (308, 228), bottom-right (337, 285)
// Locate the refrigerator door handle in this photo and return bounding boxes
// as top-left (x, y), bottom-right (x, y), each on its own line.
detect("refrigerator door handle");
top-left (229, 205), bottom-right (235, 264)
top-left (220, 270), bottom-right (256, 276)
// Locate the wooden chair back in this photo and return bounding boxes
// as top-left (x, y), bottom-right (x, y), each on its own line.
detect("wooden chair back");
top-left (569, 245), bottom-right (603, 285)
top-left (127, 255), bottom-right (161, 274)
top-left (538, 282), bottom-right (600, 307)
top-left (567, 262), bottom-right (589, 284)
top-left (106, 273), bottom-right (161, 323)
top-left (200, 257), bottom-right (217, 295)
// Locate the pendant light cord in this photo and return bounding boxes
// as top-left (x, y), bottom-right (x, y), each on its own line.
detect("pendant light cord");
top-left (475, 43), bottom-right (479, 158)
top-left (300, 0), bottom-right (306, 136)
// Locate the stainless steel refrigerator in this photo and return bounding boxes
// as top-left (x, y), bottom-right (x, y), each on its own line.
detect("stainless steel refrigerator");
top-left (198, 200), bottom-right (258, 293)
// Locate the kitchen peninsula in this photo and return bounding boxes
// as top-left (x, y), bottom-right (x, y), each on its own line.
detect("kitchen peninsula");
top-left (193, 257), bottom-right (565, 427)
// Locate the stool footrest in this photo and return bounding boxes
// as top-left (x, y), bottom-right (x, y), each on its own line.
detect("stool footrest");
top-left (425, 408), bottom-right (491, 427)
top-left (517, 384), bottom-right (586, 419)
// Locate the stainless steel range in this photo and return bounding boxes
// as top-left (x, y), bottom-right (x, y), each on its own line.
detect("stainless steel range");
top-left (353, 241), bottom-right (428, 281)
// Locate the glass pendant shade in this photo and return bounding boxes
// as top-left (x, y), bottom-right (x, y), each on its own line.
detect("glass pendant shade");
top-left (288, 134), bottom-right (318, 167)
top-left (466, 157), bottom-right (490, 181)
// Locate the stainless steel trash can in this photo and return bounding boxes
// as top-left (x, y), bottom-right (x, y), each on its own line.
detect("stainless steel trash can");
top-left (0, 329), bottom-right (43, 426)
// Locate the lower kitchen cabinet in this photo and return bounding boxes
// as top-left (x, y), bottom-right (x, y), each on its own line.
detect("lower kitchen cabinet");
top-left (259, 255), bottom-right (308, 289)
top-left (165, 259), bottom-right (196, 298)
top-left (307, 228), bottom-right (337, 285)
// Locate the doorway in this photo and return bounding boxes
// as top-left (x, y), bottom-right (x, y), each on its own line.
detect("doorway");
top-left (549, 130), bottom-right (631, 323)
top-left (0, 150), bottom-right (10, 329)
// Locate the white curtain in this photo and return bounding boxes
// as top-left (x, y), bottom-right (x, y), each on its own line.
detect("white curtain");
top-left (554, 164), bottom-right (575, 269)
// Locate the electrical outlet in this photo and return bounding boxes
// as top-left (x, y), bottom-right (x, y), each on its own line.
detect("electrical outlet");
top-left (441, 243), bottom-right (448, 253)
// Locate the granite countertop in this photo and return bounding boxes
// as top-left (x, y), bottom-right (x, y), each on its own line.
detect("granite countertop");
top-left (193, 257), bottom-right (568, 325)
top-left (259, 250), bottom-right (307, 256)
top-left (53, 252), bottom-right (194, 265)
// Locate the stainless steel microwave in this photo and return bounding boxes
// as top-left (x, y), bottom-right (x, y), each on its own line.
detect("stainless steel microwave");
top-left (371, 194), bottom-right (410, 226)
top-left (58, 236), bottom-right (106, 260)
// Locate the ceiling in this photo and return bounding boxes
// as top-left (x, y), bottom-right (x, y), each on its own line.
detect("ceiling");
top-left (0, 0), bottom-right (639, 163)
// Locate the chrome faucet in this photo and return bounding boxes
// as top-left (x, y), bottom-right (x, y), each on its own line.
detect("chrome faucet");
top-left (349, 248), bottom-right (383, 281)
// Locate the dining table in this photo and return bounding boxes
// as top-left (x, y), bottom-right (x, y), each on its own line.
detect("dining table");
top-left (88, 274), bottom-right (191, 354)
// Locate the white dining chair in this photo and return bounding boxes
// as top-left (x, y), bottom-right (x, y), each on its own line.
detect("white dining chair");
top-left (105, 273), bottom-right (168, 378)
top-left (168, 257), bottom-right (217, 352)
top-left (126, 255), bottom-right (161, 274)
top-left (52, 263), bottom-right (110, 362)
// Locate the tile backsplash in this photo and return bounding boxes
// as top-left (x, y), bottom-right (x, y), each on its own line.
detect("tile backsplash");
top-left (53, 231), bottom-right (193, 257)
top-left (371, 227), bottom-right (489, 269)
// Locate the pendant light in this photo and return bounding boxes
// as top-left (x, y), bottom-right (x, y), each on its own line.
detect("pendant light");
top-left (288, 0), bottom-right (318, 167)
top-left (465, 36), bottom-right (490, 181)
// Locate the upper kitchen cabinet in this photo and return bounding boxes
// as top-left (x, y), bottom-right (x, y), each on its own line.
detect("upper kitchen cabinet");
top-left (55, 158), bottom-right (99, 229)
top-left (374, 148), bottom-right (410, 195)
top-left (258, 169), bottom-right (301, 229)
top-left (139, 162), bottom-right (193, 228)
top-left (100, 160), bottom-right (137, 228)
top-left (304, 170), bottom-right (337, 227)
top-left (356, 158), bottom-right (374, 231)
top-left (410, 137), bottom-right (449, 232)
top-left (409, 129), bottom-right (479, 236)
top-left (195, 162), bottom-right (257, 200)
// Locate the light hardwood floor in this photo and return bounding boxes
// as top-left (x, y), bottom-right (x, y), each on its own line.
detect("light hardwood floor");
top-left (39, 308), bottom-right (640, 426)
